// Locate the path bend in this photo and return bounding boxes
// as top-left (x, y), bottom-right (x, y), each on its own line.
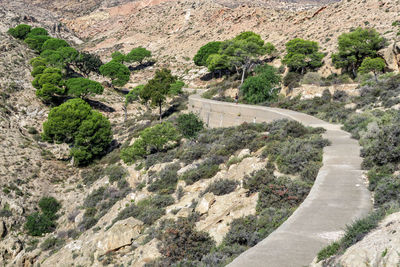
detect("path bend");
top-left (188, 93), bottom-right (372, 267)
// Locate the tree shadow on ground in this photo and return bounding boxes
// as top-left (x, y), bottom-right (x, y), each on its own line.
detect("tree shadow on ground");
top-left (85, 99), bottom-right (116, 113)
top-left (129, 61), bottom-right (156, 72)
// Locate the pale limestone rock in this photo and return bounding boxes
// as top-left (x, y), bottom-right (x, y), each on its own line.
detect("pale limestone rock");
top-left (131, 239), bottom-right (161, 267)
top-left (238, 148), bottom-right (251, 159)
top-left (195, 193), bottom-right (216, 214)
top-left (379, 42), bottom-right (400, 72)
top-left (177, 163), bottom-right (198, 176)
top-left (176, 207), bottom-right (193, 218)
top-left (196, 188), bottom-right (258, 244)
top-left (96, 217), bottom-right (143, 254)
top-left (226, 157), bottom-right (265, 181)
top-left (74, 212), bottom-right (84, 226)
top-left (311, 212), bottom-right (400, 267)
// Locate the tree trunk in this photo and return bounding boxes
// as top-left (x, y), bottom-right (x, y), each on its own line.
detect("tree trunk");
top-left (241, 65), bottom-right (247, 86)
top-left (159, 102), bottom-right (162, 121)
top-left (374, 72), bottom-right (378, 82)
top-left (123, 104), bottom-right (127, 123)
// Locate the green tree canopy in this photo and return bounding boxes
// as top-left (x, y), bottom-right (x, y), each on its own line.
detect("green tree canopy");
top-left (206, 54), bottom-right (229, 72)
top-left (24, 35), bottom-right (51, 52)
top-left (331, 28), bottom-right (387, 77)
top-left (218, 31), bottom-right (268, 84)
top-left (143, 68), bottom-right (177, 119)
top-left (126, 47), bottom-right (152, 64)
top-left (176, 113), bottom-right (204, 138)
top-left (100, 60), bottom-right (130, 87)
top-left (120, 122), bottom-right (180, 164)
top-left (42, 98), bottom-right (92, 143)
top-left (282, 38), bottom-right (325, 74)
top-left (111, 51), bottom-right (126, 63)
top-left (66, 77), bottom-right (104, 98)
top-left (358, 57), bottom-right (386, 81)
top-left (8, 24), bottom-right (31, 39)
top-left (42, 38), bottom-right (69, 51)
top-left (73, 52), bottom-right (103, 77)
top-left (32, 68), bottom-right (65, 103)
top-left (241, 64), bottom-right (281, 104)
top-left (71, 111), bottom-right (112, 165)
top-left (27, 27), bottom-right (48, 37)
top-left (42, 98), bottom-right (112, 165)
top-left (193, 41), bottom-right (222, 67)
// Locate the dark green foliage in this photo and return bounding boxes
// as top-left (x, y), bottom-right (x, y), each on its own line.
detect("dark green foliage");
top-left (27, 27), bottom-right (48, 37)
top-left (113, 195), bottom-right (174, 226)
top-left (111, 51), bottom-right (126, 63)
top-left (180, 157), bottom-right (221, 185)
top-left (65, 77), bottom-right (104, 98)
top-left (126, 47), bottom-right (152, 64)
top-left (40, 237), bottom-right (64, 251)
top-left (80, 186), bottom-right (131, 231)
top-left (241, 65), bottom-right (281, 104)
top-left (282, 38), bottom-right (325, 74)
top-left (25, 212), bottom-right (55, 236)
top-left (202, 179), bottom-right (238, 196)
top-left (148, 163), bottom-right (180, 194)
top-left (100, 60), bottom-right (130, 87)
top-left (358, 57), bottom-right (386, 79)
top-left (176, 113), bottom-right (204, 138)
top-left (317, 242), bottom-right (340, 262)
top-left (125, 85), bottom-right (143, 105)
top-left (24, 35), bottom-right (51, 52)
top-left (158, 217), bottom-right (215, 264)
top-left (256, 178), bottom-right (311, 212)
top-left (38, 197), bottom-right (61, 219)
top-left (41, 38), bottom-right (69, 51)
top-left (193, 41), bottom-right (222, 66)
top-left (74, 52), bottom-right (103, 76)
top-left (42, 98), bottom-right (112, 165)
top-left (283, 72), bottom-right (302, 89)
top-left (42, 98), bottom-right (92, 143)
top-left (8, 24), bottom-right (31, 39)
top-left (31, 65), bottom-right (46, 77)
top-left (105, 165), bottom-right (128, 184)
top-left (243, 169), bottom-right (276, 196)
top-left (374, 175), bottom-right (400, 207)
top-left (143, 68), bottom-right (178, 119)
top-left (341, 209), bottom-right (385, 249)
top-left (169, 80), bottom-right (185, 95)
top-left (71, 111), bottom-right (113, 166)
top-left (331, 28), bottom-right (386, 77)
top-left (121, 122), bottom-right (180, 164)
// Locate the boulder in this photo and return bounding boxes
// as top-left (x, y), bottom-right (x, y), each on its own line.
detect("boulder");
top-left (195, 193), bottom-right (215, 214)
top-left (238, 148), bottom-right (251, 158)
top-left (379, 42), bottom-right (400, 72)
top-left (96, 217), bottom-right (143, 254)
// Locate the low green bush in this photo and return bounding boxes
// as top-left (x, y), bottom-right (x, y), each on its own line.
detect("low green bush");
top-left (105, 165), bottom-right (128, 183)
top-left (243, 169), bottom-right (276, 196)
top-left (317, 242), bottom-right (340, 262)
top-left (25, 212), bottom-right (55, 236)
top-left (121, 122), bottom-right (180, 164)
top-left (201, 179), bottom-right (238, 196)
top-left (38, 197), bottom-right (61, 219)
top-left (113, 194), bottom-right (174, 226)
top-left (180, 158), bottom-right (221, 185)
top-left (176, 113), bottom-right (204, 138)
top-left (148, 163), bottom-right (180, 194)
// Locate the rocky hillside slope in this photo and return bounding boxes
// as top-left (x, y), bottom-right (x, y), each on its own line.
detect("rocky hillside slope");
top-left (45, 0), bottom-right (399, 75)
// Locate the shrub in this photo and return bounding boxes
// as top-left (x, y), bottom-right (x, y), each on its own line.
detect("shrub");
top-left (25, 212), bottom-right (55, 236)
top-left (202, 179), bottom-right (238, 196)
top-left (38, 197), bottom-right (61, 219)
top-left (180, 157), bottom-right (221, 185)
top-left (148, 163), bottom-right (180, 194)
top-left (317, 242), bottom-right (340, 262)
top-left (8, 24), bottom-right (32, 39)
top-left (256, 178), bottom-right (310, 212)
top-left (81, 166), bottom-right (105, 186)
top-left (283, 72), bottom-right (302, 89)
top-left (40, 237), bottom-right (64, 251)
top-left (223, 215), bottom-right (258, 247)
top-left (374, 175), bottom-right (400, 207)
top-left (121, 122), bottom-right (180, 164)
top-left (176, 113), bottom-right (204, 138)
top-left (300, 72), bottom-right (322, 85)
top-left (113, 195), bottom-right (174, 226)
top-left (243, 169), bottom-right (276, 196)
top-left (105, 165), bottom-right (128, 184)
top-left (159, 217), bottom-right (215, 264)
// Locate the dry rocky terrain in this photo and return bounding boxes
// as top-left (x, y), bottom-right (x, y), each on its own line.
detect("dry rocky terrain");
top-left (1, 0), bottom-right (400, 266)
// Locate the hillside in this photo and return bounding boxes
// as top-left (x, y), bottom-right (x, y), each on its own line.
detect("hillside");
top-left (1, 0), bottom-right (400, 266)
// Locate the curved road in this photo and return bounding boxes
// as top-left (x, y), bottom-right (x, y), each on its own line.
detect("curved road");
top-left (188, 93), bottom-right (372, 267)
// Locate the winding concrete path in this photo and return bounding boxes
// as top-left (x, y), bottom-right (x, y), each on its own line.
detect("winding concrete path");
top-left (188, 93), bottom-right (372, 267)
